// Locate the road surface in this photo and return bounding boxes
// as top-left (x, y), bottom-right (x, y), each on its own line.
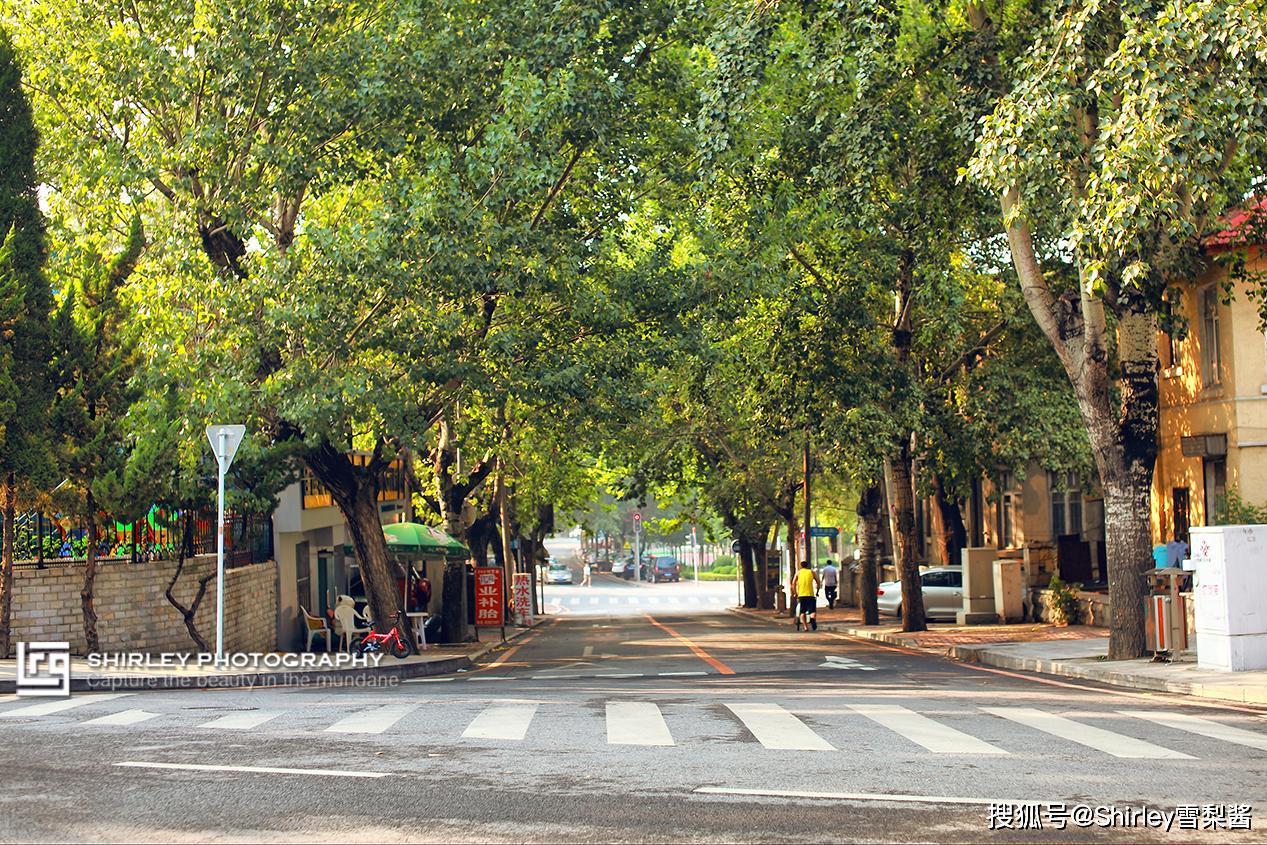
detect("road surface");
top-left (1, 587), bottom-right (1265, 843)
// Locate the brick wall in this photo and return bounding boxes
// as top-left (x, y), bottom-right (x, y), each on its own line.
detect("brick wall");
top-left (10, 556), bottom-right (277, 655)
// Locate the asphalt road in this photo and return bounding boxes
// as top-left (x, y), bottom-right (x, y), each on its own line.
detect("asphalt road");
top-left (2, 591), bottom-right (1266, 843)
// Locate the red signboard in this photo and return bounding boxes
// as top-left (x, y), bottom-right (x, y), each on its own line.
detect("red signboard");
top-left (474, 567), bottom-right (504, 627)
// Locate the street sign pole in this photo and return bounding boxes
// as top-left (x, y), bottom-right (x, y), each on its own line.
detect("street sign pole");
top-left (205, 425), bottom-right (246, 664)
top-left (633, 511), bottom-right (642, 582)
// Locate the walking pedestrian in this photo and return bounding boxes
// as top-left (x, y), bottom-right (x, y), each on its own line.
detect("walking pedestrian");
top-left (582, 561), bottom-right (593, 587)
top-left (820, 559), bottom-right (839, 609)
top-left (794, 560), bottom-right (821, 632)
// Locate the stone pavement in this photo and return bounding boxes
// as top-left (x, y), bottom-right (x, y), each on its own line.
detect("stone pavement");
top-left (0, 623), bottom-right (543, 693)
top-left (731, 605), bottom-right (1267, 706)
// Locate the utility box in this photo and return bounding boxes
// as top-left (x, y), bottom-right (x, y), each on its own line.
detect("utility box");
top-left (992, 558), bottom-right (1024, 624)
top-left (957, 547), bottom-right (998, 625)
top-left (1192, 525), bottom-right (1267, 672)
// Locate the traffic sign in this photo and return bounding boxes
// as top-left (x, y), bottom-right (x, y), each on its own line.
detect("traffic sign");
top-left (205, 424), bottom-right (246, 471)
top-left (809, 526), bottom-right (839, 538)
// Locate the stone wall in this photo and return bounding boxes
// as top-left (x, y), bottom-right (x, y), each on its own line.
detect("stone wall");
top-left (1028, 587), bottom-right (1113, 628)
top-left (10, 556), bottom-right (277, 655)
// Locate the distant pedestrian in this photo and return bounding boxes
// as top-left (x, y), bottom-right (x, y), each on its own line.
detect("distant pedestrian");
top-left (820, 559), bottom-right (839, 609)
top-left (1165, 533), bottom-right (1189, 568)
top-left (582, 562), bottom-right (593, 587)
top-left (794, 560), bottom-right (821, 632)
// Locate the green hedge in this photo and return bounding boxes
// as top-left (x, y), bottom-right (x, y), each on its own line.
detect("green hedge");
top-left (697, 571), bottom-right (738, 581)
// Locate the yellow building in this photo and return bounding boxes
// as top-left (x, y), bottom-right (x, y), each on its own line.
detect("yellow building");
top-left (1152, 203), bottom-right (1267, 543)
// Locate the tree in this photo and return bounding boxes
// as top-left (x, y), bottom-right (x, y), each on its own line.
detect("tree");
top-left (966, 0), bottom-right (1267, 657)
top-left (49, 215), bottom-right (144, 653)
top-left (13, 0), bottom-right (694, 641)
top-left (0, 28), bottom-right (54, 659)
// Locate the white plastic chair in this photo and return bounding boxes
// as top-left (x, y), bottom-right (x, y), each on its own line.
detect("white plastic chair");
top-left (300, 605), bottom-right (331, 652)
top-left (333, 602), bottom-right (371, 651)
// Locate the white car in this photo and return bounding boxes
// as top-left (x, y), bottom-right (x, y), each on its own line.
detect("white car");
top-left (875, 567), bottom-right (963, 621)
top-left (547, 562), bottom-right (574, 585)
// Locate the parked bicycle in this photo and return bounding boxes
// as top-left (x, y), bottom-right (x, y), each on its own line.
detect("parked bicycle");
top-left (355, 611), bottom-right (413, 659)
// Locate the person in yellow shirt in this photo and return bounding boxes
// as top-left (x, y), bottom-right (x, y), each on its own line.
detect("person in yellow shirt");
top-left (794, 560), bottom-right (821, 631)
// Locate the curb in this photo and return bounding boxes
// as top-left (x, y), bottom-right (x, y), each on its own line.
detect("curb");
top-left (1, 619), bottom-right (547, 694)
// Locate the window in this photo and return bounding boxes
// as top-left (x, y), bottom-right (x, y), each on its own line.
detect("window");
top-left (301, 455), bottom-right (410, 509)
top-left (1164, 331), bottom-right (1182, 371)
top-left (1199, 286), bottom-right (1222, 387)
top-left (945, 570), bottom-right (962, 588)
top-left (922, 570), bottom-right (951, 588)
top-left (1172, 488), bottom-right (1190, 543)
top-left (996, 472), bottom-right (1022, 548)
top-left (1204, 458), bottom-right (1228, 523)
top-left (1049, 472), bottom-right (1083, 538)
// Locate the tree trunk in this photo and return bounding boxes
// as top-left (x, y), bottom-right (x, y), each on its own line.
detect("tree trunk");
top-left (1100, 296), bottom-right (1159, 659)
top-left (856, 483), bottom-right (883, 626)
top-left (932, 474), bottom-right (967, 568)
top-left (81, 496), bottom-right (100, 654)
top-left (783, 515), bottom-right (799, 616)
top-left (0, 472), bottom-right (15, 659)
top-left (164, 510), bottom-right (212, 652)
top-left (887, 443), bottom-right (927, 632)
top-left (344, 486), bottom-right (404, 636)
top-left (737, 538), bottom-right (759, 609)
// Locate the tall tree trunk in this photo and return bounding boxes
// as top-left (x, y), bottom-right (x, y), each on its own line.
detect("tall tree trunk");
top-left (81, 494), bottom-right (100, 654)
top-left (737, 538), bottom-right (759, 609)
top-left (932, 474), bottom-right (968, 568)
top-left (1099, 295), bottom-right (1159, 659)
top-left (0, 472), bottom-right (15, 659)
top-left (305, 445), bottom-right (403, 638)
top-left (783, 514), bottom-right (799, 615)
top-left (887, 443), bottom-right (927, 632)
top-left (856, 483), bottom-right (883, 626)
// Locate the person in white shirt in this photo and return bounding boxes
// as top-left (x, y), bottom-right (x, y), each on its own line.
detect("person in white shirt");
top-left (582, 562), bottom-right (593, 587)
top-left (820, 560), bottom-right (839, 609)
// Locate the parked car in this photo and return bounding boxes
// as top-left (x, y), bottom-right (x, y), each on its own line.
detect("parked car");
top-left (547, 562), bottom-right (574, 585)
top-left (876, 567), bottom-right (963, 621)
top-left (611, 558), bottom-right (630, 578)
top-left (649, 556), bottom-right (681, 583)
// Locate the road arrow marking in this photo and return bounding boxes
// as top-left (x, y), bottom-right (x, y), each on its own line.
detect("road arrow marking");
top-left (819, 655), bottom-right (877, 671)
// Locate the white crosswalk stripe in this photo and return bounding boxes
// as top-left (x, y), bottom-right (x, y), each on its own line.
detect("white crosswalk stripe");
top-left (983, 707), bottom-right (1192, 759)
top-left (0, 693), bottom-right (131, 719)
top-left (726, 703), bottom-right (834, 751)
top-left (607, 702), bottom-right (674, 746)
top-left (1119, 710), bottom-right (1267, 752)
top-left (325, 704), bottom-right (415, 735)
top-left (848, 704), bottom-right (1006, 754)
top-left (589, 597), bottom-right (600, 605)
top-left (463, 703), bottom-right (538, 740)
top-left (689, 596), bottom-right (702, 605)
top-left (200, 711), bottom-right (284, 730)
top-left (83, 708), bottom-right (160, 727)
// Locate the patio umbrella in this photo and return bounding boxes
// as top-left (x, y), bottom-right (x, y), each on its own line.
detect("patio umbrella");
top-left (382, 522), bottom-right (469, 558)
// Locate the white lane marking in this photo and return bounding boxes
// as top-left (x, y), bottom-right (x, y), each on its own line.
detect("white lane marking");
top-left (200, 711), bottom-right (283, 730)
top-left (462, 703), bottom-right (538, 741)
top-left (669, 596), bottom-right (682, 605)
top-left (695, 787), bottom-right (1038, 807)
top-left (566, 597), bottom-right (581, 606)
top-left (0, 693), bottom-right (131, 719)
top-left (324, 704), bottom-right (415, 735)
top-left (402, 677), bottom-right (454, 684)
top-left (983, 707), bottom-right (1193, 759)
top-left (607, 702), bottom-right (674, 746)
top-left (1120, 710), bottom-right (1267, 752)
top-left (466, 676), bottom-right (512, 681)
top-left (83, 709), bottom-right (160, 727)
top-left (645, 597), bottom-right (661, 606)
top-left (594, 673), bottom-right (643, 679)
top-left (532, 675), bottom-right (583, 680)
top-left (689, 597), bottom-right (702, 605)
top-left (659, 671), bottom-right (708, 677)
top-left (116, 762), bottom-right (388, 779)
top-left (847, 704), bottom-right (1006, 754)
top-left (726, 703), bottom-right (834, 751)
top-left (626, 597), bottom-right (640, 606)
top-left (589, 597), bottom-right (600, 605)
top-left (583, 646), bottom-right (594, 657)
top-left (0, 695), bottom-right (18, 703)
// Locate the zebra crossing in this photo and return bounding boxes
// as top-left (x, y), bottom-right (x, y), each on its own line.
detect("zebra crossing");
top-left (4, 694), bottom-right (1266, 761)
top-left (549, 593), bottom-right (729, 610)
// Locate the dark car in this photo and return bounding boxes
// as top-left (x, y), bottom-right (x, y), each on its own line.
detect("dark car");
top-left (649, 556), bottom-right (681, 583)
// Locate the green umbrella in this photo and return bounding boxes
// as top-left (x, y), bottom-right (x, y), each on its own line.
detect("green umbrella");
top-left (381, 522), bottom-right (469, 558)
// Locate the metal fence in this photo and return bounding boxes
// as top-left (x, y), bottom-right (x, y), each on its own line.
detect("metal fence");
top-left (12, 509), bottom-right (273, 570)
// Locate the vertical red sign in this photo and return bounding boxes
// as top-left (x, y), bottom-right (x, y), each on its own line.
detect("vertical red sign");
top-left (474, 567), bottom-right (504, 627)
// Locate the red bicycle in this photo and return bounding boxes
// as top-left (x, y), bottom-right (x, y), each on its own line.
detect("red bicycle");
top-left (356, 611), bottom-right (413, 659)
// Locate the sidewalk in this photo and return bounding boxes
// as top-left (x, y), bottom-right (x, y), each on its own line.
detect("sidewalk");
top-left (731, 605), bottom-right (1267, 706)
top-left (0, 623), bottom-right (539, 693)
